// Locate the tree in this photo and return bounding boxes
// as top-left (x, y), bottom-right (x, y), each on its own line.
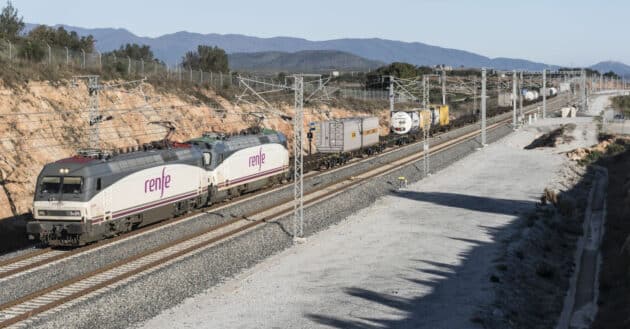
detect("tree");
top-left (603, 70), bottom-right (620, 79)
top-left (18, 40), bottom-right (45, 61)
top-left (365, 62), bottom-right (435, 89)
top-left (27, 25), bottom-right (95, 52)
top-left (182, 45), bottom-right (229, 73)
top-left (107, 43), bottom-right (156, 61)
top-left (0, 1), bottom-right (24, 41)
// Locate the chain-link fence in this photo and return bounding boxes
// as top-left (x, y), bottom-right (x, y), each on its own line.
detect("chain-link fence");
top-left (0, 41), bottom-right (236, 88)
top-left (0, 41), bottom-right (399, 101)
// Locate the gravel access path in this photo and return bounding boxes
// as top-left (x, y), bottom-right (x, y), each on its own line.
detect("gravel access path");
top-left (139, 114), bottom-right (597, 328)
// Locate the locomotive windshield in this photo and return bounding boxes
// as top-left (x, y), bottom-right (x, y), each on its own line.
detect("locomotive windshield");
top-left (62, 177), bottom-right (83, 194)
top-left (40, 177), bottom-right (61, 194)
top-left (39, 176), bottom-right (83, 195)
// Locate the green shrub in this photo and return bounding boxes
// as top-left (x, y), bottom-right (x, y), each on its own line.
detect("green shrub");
top-left (18, 40), bottom-right (45, 61)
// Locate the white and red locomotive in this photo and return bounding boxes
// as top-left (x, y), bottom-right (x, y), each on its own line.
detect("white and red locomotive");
top-left (28, 131), bottom-right (289, 246)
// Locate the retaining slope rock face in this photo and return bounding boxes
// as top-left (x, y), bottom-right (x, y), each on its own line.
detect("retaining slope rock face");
top-left (0, 80), bottom-right (388, 220)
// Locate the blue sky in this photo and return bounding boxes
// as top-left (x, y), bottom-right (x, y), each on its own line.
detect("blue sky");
top-left (9, 0), bottom-right (628, 66)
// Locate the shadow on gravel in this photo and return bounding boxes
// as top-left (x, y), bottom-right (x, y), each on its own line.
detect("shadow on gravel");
top-left (391, 191), bottom-right (534, 216)
top-left (306, 182), bottom-right (588, 329)
top-left (307, 236), bottom-right (494, 329)
top-left (305, 193), bottom-right (525, 329)
top-left (0, 214), bottom-right (35, 255)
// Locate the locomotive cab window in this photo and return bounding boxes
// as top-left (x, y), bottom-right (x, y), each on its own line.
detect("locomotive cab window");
top-left (203, 152), bottom-right (212, 166)
top-left (40, 176), bottom-right (61, 194)
top-left (96, 178), bottom-right (102, 191)
top-left (62, 177), bottom-right (83, 194)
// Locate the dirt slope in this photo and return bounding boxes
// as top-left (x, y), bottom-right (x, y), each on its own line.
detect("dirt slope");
top-left (0, 80), bottom-right (388, 220)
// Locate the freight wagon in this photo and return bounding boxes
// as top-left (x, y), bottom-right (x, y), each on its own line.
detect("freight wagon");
top-left (315, 117), bottom-right (380, 153)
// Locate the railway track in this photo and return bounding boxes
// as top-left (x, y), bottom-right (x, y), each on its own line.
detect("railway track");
top-left (0, 96), bottom-right (569, 328)
top-left (0, 95), bottom-right (567, 283)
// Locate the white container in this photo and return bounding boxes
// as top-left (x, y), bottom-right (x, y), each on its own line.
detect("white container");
top-left (390, 111), bottom-right (419, 135)
top-left (316, 117), bottom-right (380, 153)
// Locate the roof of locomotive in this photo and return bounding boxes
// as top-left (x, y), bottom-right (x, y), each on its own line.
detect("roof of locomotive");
top-left (188, 130), bottom-right (287, 153)
top-left (39, 130), bottom-right (287, 179)
top-left (39, 145), bottom-right (200, 179)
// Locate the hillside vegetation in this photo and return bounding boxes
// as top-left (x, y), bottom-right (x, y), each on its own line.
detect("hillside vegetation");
top-left (611, 95), bottom-right (630, 116)
top-left (228, 50), bottom-right (383, 72)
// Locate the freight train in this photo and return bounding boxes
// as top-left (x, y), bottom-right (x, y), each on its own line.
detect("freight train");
top-left (390, 105), bottom-right (450, 135)
top-left (27, 131), bottom-right (290, 246)
top-left (305, 105), bottom-right (453, 170)
top-left (26, 100), bottom-right (526, 246)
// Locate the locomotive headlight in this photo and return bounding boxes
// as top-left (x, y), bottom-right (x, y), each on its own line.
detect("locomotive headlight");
top-left (68, 210), bottom-right (81, 217)
top-left (37, 210), bottom-right (47, 216)
top-left (58, 168), bottom-right (69, 174)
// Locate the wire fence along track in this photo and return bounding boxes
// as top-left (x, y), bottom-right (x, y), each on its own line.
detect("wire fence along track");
top-left (0, 95), bottom-right (569, 328)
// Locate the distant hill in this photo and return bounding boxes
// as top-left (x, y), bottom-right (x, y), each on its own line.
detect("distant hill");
top-left (24, 23), bottom-right (558, 71)
top-left (590, 61), bottom-right (630, 78)
top-left (23, 23), bottom-right (629, 75)
top-left (228, 50), bottom-right (383, 72)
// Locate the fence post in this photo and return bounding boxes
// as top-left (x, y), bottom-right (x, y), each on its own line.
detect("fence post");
top-left (81, 49), bottom-right (86, 69)
top-left (141, 58), bottom-right (145, 76)
top-left (5, 40), bottom-right (12, 60)
top-left (210, 72), bottom-right (213, 86)
top-left (65, 47), bottom-right (69, 65)
top-left (199, 69), bottom-right (203, 84)
top-left (127, 56), bottom-right (131, 75)
top-left (220, 72), bottom-right (223, 86)
top-left (97, 51), bottom-right (102, 71)
top-left (189, 67), bottom-right (193, 82)
top-left (46, 43), bottom-right (52, 65)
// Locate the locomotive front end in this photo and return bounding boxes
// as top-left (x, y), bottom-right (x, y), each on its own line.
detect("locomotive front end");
top-left (27, 160), bottom-right (94, 246)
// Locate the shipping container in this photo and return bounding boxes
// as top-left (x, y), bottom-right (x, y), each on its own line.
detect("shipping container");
top-left (316, 117), bottom-right (380, 153)
top-left (438, 105), bottom-right (450, 126)
top-left (419, 110), bottom-right (432, 128)
top-left (559, 83), bottom-right (571, 93)
top-left (430, 108), bottom-right (440, 126)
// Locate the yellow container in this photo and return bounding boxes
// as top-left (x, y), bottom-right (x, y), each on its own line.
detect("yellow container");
top-left (439, 105), bottom-right (450, 126)
top-left (419, 110), bottom-right (432, 129)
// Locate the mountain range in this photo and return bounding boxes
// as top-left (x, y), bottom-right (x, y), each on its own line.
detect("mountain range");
top-left (24, 23), bottom-right (630, 76)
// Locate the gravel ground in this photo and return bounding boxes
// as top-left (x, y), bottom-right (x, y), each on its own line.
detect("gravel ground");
top-left (0, 96), bottom-right (564, 306)
top-left (134, 116), bottom-right (594, 329)
top-left (24, 112), bottom-right (518, 329)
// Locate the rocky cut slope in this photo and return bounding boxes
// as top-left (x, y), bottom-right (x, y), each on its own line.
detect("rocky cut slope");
top-left (0, 79), bottom-right (389, 222)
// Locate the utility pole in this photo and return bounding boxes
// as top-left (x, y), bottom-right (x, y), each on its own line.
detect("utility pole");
top-left (423, 118), bottom-right (430, 176)
top-left (473, 78), bottom-right (477, 116)
top-left (542, 69), bottom-right (547, 119)
top-left (422, 75), bottom-right (429, 108)
top-left (388, 76), bottom-right (394, 113)
top-left (441, 68), bottom-right (446, 105)
top-left (512, 70), bottom-right (517, 128)
top-left (481, 68), bottom-right (487, 146)
top-left (72, 75), bottom-right (102, 149)
top-left (88, 76), bottom-right (99, 149)
top-left (581, 68), bottom-right (587, 111)
top-left (293, 75), bottom-right (305, 241)
top-left (519, 71), bottom-right (523, 120)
